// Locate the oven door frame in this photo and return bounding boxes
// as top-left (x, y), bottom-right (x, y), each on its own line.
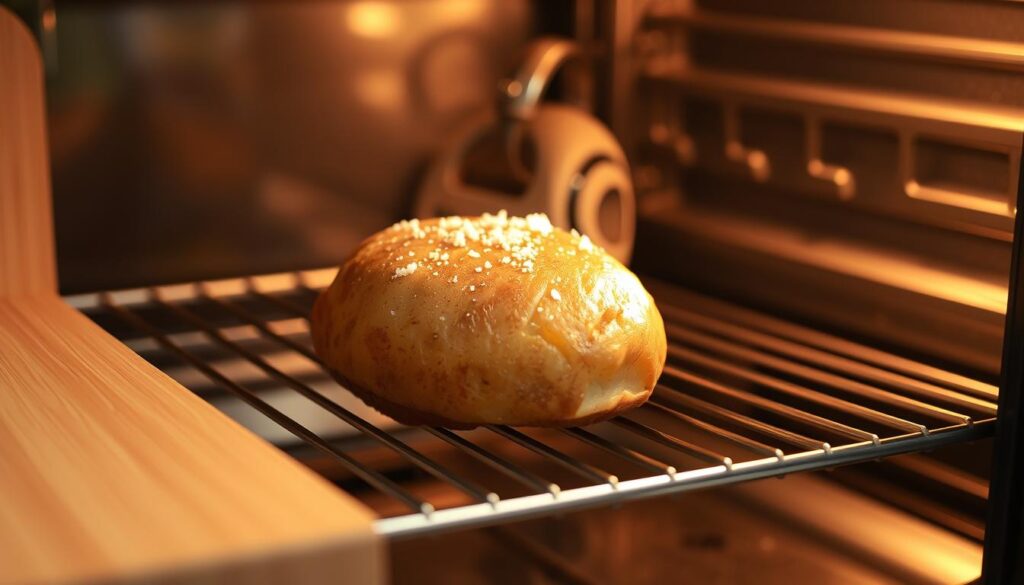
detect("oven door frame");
top-left (982, 152), bottom-right (1024, 585)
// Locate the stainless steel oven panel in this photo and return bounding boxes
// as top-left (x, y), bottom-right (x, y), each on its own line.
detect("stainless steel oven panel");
top-left (46, 0), bottom-right (532, 293)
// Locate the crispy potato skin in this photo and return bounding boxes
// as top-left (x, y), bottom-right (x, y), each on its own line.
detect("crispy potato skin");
top-left (311, 216), bottom-right (666, 428)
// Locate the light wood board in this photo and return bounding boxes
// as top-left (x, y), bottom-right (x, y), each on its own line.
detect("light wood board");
top-left (0, 8), bottom-right (383, 584)
top-left (0, 5), bottom-right (55, 297)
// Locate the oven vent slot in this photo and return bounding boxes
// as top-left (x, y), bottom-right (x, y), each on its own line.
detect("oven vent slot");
top-left (633, 2), bottom-right (1024, 235)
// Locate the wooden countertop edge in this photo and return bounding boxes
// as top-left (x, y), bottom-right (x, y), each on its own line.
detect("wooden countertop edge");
top-left (0, 296), bottom-right (384, 585)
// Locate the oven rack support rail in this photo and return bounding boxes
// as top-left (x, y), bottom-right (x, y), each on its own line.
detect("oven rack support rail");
top-left (67, 268), bottom-right (998, 539)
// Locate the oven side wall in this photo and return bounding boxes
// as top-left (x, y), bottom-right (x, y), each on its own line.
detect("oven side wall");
top-left (982, 151), bottom-right (1024, 584)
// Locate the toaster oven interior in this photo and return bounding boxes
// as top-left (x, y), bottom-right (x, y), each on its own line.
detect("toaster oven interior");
top-left (35, 0), bottom-right (1024, 582)
top-left (66, 267), bottom-right (994, 583)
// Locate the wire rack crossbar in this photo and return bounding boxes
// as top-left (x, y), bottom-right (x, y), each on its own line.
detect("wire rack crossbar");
top-left (70, 268), bottom-right (996, 538)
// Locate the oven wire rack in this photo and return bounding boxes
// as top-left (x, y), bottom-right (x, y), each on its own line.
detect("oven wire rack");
top-left (67, 268), bottom-right (998, 538)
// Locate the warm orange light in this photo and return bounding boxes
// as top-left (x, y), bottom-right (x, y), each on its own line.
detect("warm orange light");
top-left (437, 0), bottom-right (487, 20)
top-left (346, 2), bottom-right (399, 39)
top-left (41, 8), bottom-right (56, 32)
top-left (355, 70), bottom-right (404, 109)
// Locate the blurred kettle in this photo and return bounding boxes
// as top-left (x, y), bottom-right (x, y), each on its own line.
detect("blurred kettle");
top-left (416, 37), bottom-right (636, 263)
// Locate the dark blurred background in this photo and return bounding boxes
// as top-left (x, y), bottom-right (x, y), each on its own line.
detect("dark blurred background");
top-left (18, 0), bottom-right (542, 293)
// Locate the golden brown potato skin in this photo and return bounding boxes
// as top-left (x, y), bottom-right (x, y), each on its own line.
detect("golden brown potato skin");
top-left (311, 213), bottom-right (666, 428)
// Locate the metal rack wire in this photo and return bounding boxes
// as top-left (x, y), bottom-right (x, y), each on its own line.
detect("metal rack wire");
top-left (67, 268), bottom-right (998, 538)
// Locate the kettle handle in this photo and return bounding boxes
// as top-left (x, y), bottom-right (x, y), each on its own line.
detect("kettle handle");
top-left (501, 37), bottom-right (592, 181)
top-left (501, 37), bottom-right (590, 122)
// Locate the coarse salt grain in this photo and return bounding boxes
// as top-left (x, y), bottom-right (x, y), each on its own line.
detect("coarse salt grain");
top-left (388, 210), bottom-right (556, 276)
top-left (484, 260), bottom-right (492, 269)
top-left (525, 213), bottom-right (553, 234)
top-left (578, 234), bottom-right (594, 252)
top-left (550, 289), bottom-right (561, 301)
top-left (394, 262), bottom-right (418, 278)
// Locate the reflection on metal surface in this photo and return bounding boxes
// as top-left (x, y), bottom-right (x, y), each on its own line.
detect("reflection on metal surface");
top-left (355, 70), bottom-right (405, 109)
top-left (631, 3), bottom-right (1024, 383)
top-left (71, 267), bottom-right (995, 541)
top-left (644, 66), bottom-right (1024, 140)
top-left (733, 474), bottom-right (982, 584)
top-left (905, 179), bottom-right (1016, 219)
top-left (41, 7), bottom-right (55, 31)
top-left (806, 159), bottom-right (854, 199)
top-left (901, 135), bottom-right (1019, 219)
top-left (805, 118), bottom-right (855, 200)
top-left (346, 2), bottom-right (400, 39)
top-left (47, 0), bottom-right (531, 293)
top-left (654, 208), bottom-right (1008, 315)
top-left (722, 102), bottom-right (771, 182)
top-left (390, 480), bottom-right (927, 584)
top-left (650, 5), bottom-right (1024, 72)
top-left (641, 64), bottom-right (1024, 230)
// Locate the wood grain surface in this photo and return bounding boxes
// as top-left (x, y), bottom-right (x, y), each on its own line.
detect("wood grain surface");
top-left (0, 8), bottom-right (383, 584)
top-left (0, 6), bottom-right (56, 297)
